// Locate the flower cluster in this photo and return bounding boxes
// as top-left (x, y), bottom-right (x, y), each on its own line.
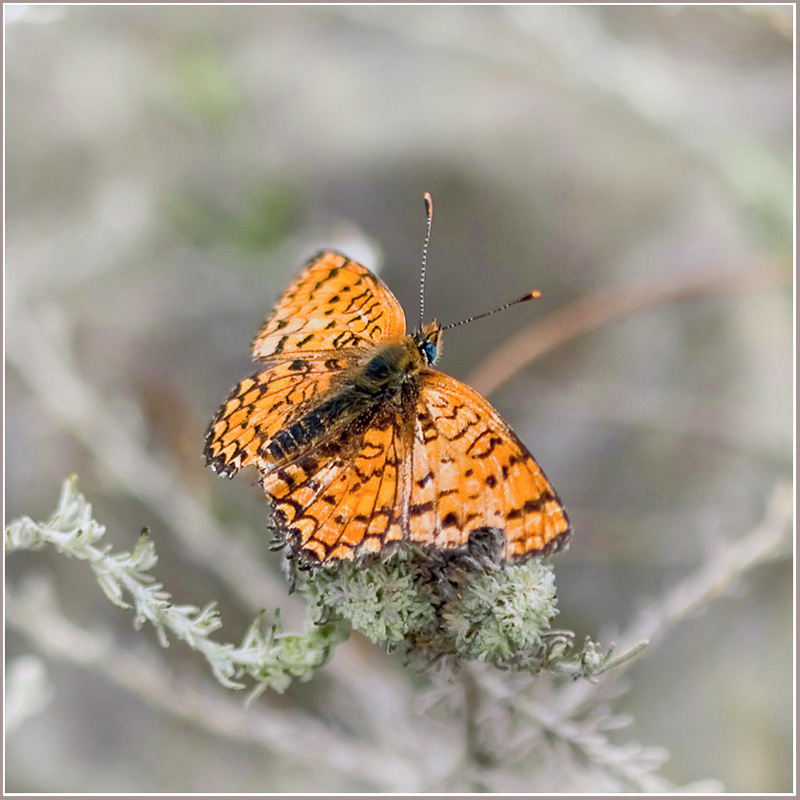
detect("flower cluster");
top-left (296, 534), bottom-right (562, 671)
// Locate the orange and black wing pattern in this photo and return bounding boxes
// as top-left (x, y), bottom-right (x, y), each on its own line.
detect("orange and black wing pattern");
top-left (251, 250), bottom-right (406, 359)
top-left (204, 356), bottom-right (355, 478)
top-left (259, 402), bottom-right (411, 563)
top-left (205, 251), bottom-right (406, 478)
top-left (256, 367), bottom-right (569, 564)
top-left (407, 369), bottom-right (570, 560)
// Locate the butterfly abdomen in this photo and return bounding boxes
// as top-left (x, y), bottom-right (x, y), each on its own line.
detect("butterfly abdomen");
top-left (263, 391), bottom-right (354, 462)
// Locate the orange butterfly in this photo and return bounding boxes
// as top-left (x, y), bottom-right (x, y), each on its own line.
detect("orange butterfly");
top-left (205, 197), bottom-right (570, 564)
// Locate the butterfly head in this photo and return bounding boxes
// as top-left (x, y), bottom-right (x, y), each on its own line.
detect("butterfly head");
top-left (413, 320), bottom-right (443, 366)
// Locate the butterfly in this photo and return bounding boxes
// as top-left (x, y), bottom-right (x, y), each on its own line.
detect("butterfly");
top-left (205, 197), bottom-right (570, 565)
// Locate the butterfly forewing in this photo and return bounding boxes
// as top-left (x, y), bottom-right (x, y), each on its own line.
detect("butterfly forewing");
top-left (206, 250), bottom-right (406, 478)
top-left (251, 251), bottom-right (406, 359)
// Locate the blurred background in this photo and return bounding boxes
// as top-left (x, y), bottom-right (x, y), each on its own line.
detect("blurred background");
top-left (5, 4), bottom-right (793, 793)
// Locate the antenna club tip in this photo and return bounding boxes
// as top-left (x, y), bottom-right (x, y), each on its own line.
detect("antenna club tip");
top-left (526, 290), bottom-right (542, 300)
top-left (423, 192), bottom-right (433, 212)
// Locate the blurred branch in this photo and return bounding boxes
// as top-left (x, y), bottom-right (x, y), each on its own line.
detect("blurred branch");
top-left (612, 481), bottom-right (793, 656)
top-left (5, 576), bottom-right (420, 791)
top-left (336, 7), bottom-right (792, 219)
top-left (740, 5), bottom-right (794, 40)
top-left (430, 658), bottom-right (719, 793)
top-left (516, 693), bottom-right (674, 792)
top-left (467, 257), bottom-right (790, 398)
top-left (537, 481), bottom-right (793, 724)
top-left (5, 655), bottom-right (54, 734)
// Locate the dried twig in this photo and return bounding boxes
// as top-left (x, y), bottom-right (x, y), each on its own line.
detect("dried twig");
top-left (466, 258), bottom-right (790, 398)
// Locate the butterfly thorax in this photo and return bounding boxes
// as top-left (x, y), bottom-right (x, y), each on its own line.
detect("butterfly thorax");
top-left (263, 328), bottom-right (441, 466)
top-left (351, 337), bottom-right (421, 395)
top-left (355, 321), bottom-right (440, 385)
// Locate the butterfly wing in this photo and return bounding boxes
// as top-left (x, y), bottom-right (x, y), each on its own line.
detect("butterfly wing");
top-left (251, 250), bottom-right (406, 359)
top-left (205, 356), bottom-right (356, 477)
top-left (407, 369), bottom-right (570, 560)
top-left (206, 251), bottom-right (406, 477)
top-left (260, 403), bottom-right (411, 563)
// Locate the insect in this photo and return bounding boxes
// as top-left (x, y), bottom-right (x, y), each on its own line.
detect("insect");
top-left (205, 194), bottom-right (570, 565)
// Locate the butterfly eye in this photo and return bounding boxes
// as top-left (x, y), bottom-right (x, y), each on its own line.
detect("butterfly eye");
top-left (422, 340), bottom-right (438, 365)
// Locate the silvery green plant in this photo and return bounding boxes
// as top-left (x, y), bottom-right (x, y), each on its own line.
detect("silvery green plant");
top-left (5, 477), bottom-right (346, 697)
top-left (6, 476), bottom-right (630, 696)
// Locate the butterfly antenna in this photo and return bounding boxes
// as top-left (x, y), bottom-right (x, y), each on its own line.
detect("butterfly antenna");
top-left (419, 191), bottom-right (434, 327)
top-left (441, 289), bottom-right (541, 331)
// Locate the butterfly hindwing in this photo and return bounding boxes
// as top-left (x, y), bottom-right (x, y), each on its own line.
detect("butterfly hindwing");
top-left (260, 402), bottom-right (411, 563)
top-left (409, 369), bottom-right (571, 560)
top-left (257, 366), bottom-right (570, 563)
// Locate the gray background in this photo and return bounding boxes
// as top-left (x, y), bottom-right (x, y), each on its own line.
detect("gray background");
top-left (5, 4), bottom-right (793, 792)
